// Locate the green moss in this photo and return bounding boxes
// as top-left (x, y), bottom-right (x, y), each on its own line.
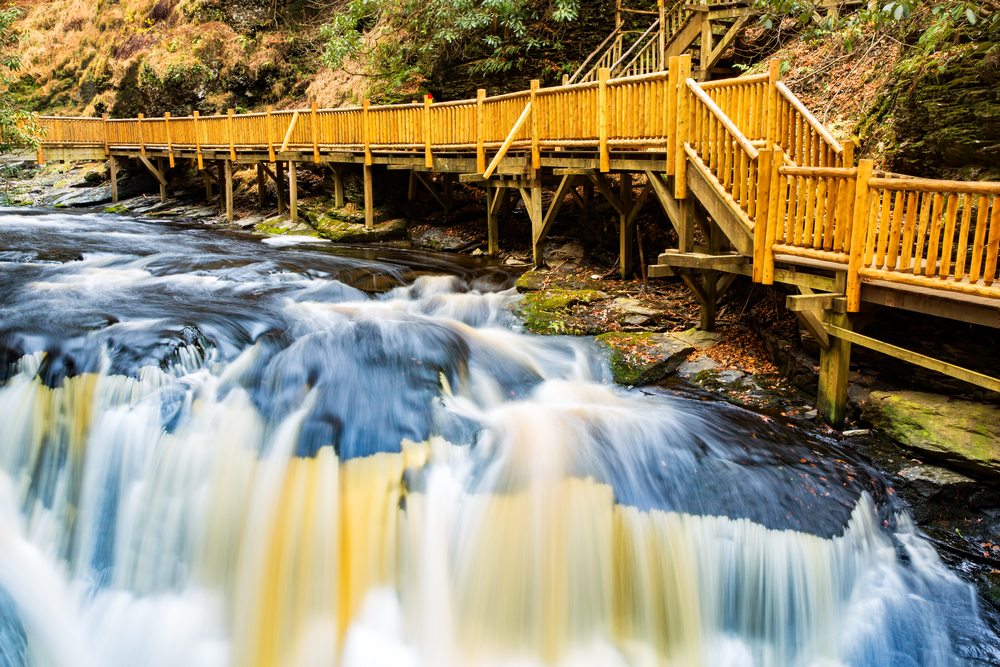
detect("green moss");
top-left (514, 288), bottom-right (608, 335)
top-left (104, 205), bottom-right (130, 214)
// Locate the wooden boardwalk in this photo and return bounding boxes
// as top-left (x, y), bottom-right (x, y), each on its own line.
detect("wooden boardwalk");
top-left (28, 54), bottom-right (1000, 427)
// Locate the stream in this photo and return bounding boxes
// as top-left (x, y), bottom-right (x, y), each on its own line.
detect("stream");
top-left (0, 208), bottom-right (997, 667)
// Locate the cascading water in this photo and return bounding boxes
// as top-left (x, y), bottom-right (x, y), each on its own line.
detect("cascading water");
top-left (0, 208), bottom-right (997, 667)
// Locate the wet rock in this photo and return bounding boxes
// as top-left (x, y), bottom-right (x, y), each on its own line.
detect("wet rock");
top-left (675, 356), bottom-right (719, 377)
top-left (596, 332), bottom-right (694, 386)
top-left (863, 391), bottom-right (1000, 477)
top-left (674, 327), bottom-right (723, 350)
top-left (309, 217), bottom-right (407, 244)
top-left (543, 240), bottom-right (585, 269)
top-left (409, 227), bottom-right (469, 251)
top-left (898, 464), bottom-right (977, 500)
top-left (83, 169), bottom-right (106, 183)
top-left (610, 298), bottom-right (663, 327)
top-left (716, 369), bottom-right (746, 384)
top-left (515, 288), bottom-right (610, 335)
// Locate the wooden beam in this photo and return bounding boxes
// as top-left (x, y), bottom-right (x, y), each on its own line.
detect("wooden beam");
top-left (587, 172), bottom-right (625, 215)
top-left (289, 160), bottom-right (298, 222)
top-left (109, 155), bottom-right (118, 203)
top-left (655, 251), bottom-right (746, 269)
top-left (624, 181), bottom-right (653, 230)
top-left (156, 158), bottom-right (167, 202)
top-left (138, 155), bottom-right (167, 186)
top-left (332, 164), bottom-right (344, 208)
top-left (486, 183), bottom-right (502, 257)
top-left (482, 102), bottom-right (532, 179)
top-left (825, 323), bottom-right (1000, 393)
top-left (705, 12), bottom-right (752, 71)
top-left (785, 293), bottom-right (842, 312)
top-left (363, 163), bottom-right (374, 230)
top-left (412, 171), bottom-right (451, 212)
top-left (276, 162), bottom-right (286, 216)
top-left (280, 111), bottom-right (299, 153)
top-left (257, 163), bottom-right (266, 209)
top-left (794, 309), bottom-right (831, 349)
top-left (533, 175), bottom-right (577, 265)
top-left (224, 159), bottom-right (234, 223)
top-left (620, 172), bottom-right (633, 279)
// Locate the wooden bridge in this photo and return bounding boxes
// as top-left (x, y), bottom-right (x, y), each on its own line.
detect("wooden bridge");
top-left (28, 51), bottom-right (1000, 428)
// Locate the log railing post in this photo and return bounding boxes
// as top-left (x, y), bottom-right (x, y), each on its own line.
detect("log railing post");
top-left (423, 95), bottom-right (432, 169)
top-left (666, 56), bottom-right (678, 176)
top-left (138, 113), bottom-right (145, 157)
top-left (363, 99), bottom-right (372, 166)
top-left (842, 139), bottom-right (854, 169)
top-left (598, 68), bottom-right (610, 172)
top-left (266, 106), bottom-right (276, 163)
top-left (752, 148), bottom-right (772, 282)
top-left (165, 112), bottom-right (175, 168)
top-left (766, 58), bottom-right (780, 148)
top-left (762, 147), bottom-right (784, 285)
top-left (476, 89), bottom-right (486, 173)
top-left (193, 111), bottom-right (203, 170)
top-left (529, 79), bottom-right (540, 174)
top-left (101, 113), bottom-right (109, 157)
top-left (227, 108), bottom-right (236, 162)
top-left (311, 102), bottom-right (320, 164)
top-left (674, 54), bottom-right (692, 199)
top-left (847, 159), bottom-right (874, 311)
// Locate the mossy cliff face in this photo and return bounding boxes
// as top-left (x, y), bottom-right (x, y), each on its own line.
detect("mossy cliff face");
top-left (859, 44), bottom-right (1000, 178)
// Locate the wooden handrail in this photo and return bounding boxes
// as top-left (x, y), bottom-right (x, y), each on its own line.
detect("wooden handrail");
top-left (686, 78), bottom-right (758, 159)
top-left (868, 177), bottom-right (1000, 195)
top-left (279, 111), bottom-right (299, 153)
top-left (610, 19), bottom-right (660, 72)
top-left (568, 25), bottom-right (623, 84)
top-left (775, 81), bottom-right (842, 155)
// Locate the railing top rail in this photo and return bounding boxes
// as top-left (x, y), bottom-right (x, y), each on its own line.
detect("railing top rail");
top-left (606, 70), bottom-right (670, 86)
top-left (484, 90), bottom-right (532, 103)
top-left (686, 78), bottom-right (759, 159)
top-left (775, 81), bottom-right (842, 155)
top-left (699, 72), bottom-right (768, 89)
top-left (869, 176), bottom-right (1000, 195)
top-left (779, 165), bottom-right (857, 177)
top-left (368, 102), bottom-right (424, 111)
top-left (609, 18), bottom-right (660, 72)
top-left (567, 24), bottom-right (622, 84)
top-left (535, 80), bottom-right (601, 95)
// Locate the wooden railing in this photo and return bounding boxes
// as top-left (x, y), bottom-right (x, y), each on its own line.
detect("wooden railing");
top-left (849, 175), bottom-right (1000, 305)
top-left (32, 55), bottom-right (1000, 312)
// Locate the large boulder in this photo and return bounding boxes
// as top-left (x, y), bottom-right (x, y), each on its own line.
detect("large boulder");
top-left (863, 390), bottom-right (1000, 477)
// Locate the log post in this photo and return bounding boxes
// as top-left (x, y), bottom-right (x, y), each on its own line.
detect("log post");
top-left (311, 101), bottom-right (320, 164)
top-left (164, 112), bottom-right (175, 168)
top-left (818, 274), bottom-right (852, 427)
top-left (289, 160), bottom-right (298, 222)
top-left (476, 89), bottom-right (486, 173)
top-left (257, 163), bottom-right (266, 209)
top-left (766, 59), bottom-right (780, 148)
top-left (407, 170), bottom-right (417, 202)
top-left (193, 110), bottom-right (203, 170)
top-left (276, 161), bottom-right (286, 215)
top-left (266, 106), bottom-right (276, 164)
top-left (700, 14), bottom-right (712, 80)
top-left (224, 159), bottom-right (234, 222)
top-left (204, 169), bottom-right (213, 199)
top-left (332, 163), bottom-right (344, 208)
top-left (619, 172), bottom-right (633, 279)
top-left (363, 163), bottom-right (374, 230)
top-left (102, 113), bottom-right (110, 157)
top-left (529, 180), bottom-right (543, 266)
top-left (227, 108), bottom-right (236, 162)
top-left (424, 95), bottom-right (433, 169)
top-left (109, 155), bottom-right (118, 203)
top-left (847, 159), bottom-right (874, 311)
top-left (598, 68), bottom-right (610, 172)
top-left (363, 99), bottom-right (372, 166)
top-left (674, 54), bottom-right (692, 199)
top-left (138, 113), bottom-right (145, 157)
top-left (443, 173), bottom-right (454, 213)
top-left (530, 79), bottom-right (540, 175)
top-left (156, 157), bottom-right (167, 202)
top-left (486, 182), bottom-right (499, 257)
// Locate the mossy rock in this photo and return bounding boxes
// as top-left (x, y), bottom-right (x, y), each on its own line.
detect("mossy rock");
top-left (596, 332), bottom-right (694, 386)
top-left (862, 390), bottom-right (1000, 477)
top-left (514, 288), bottom-right (610, 335)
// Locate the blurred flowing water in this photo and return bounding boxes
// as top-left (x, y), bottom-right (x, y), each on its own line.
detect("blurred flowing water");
top-left (0, 208), bottom-right (997, 667)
